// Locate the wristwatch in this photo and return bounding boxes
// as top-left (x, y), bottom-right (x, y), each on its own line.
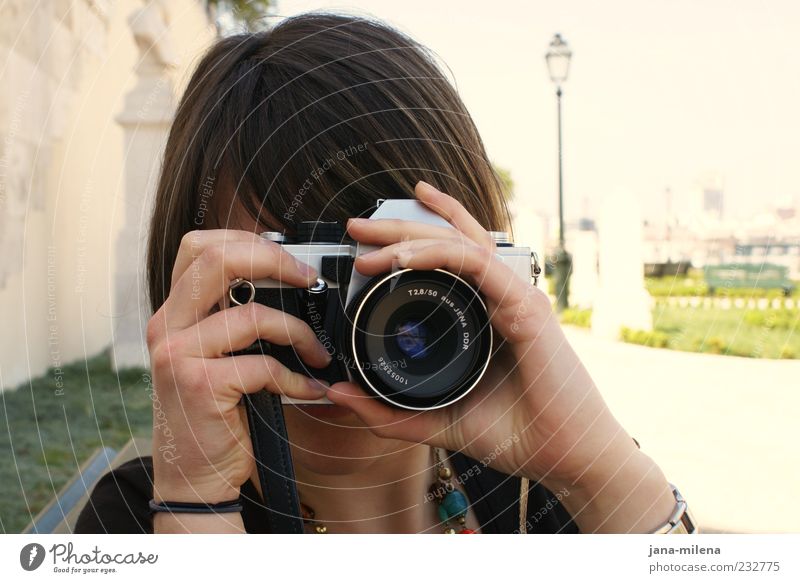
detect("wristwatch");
top-left (651, 483), bottom-right (698, 534)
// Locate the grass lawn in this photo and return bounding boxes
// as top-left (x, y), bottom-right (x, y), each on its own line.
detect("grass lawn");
top-left (0, 351), bottom-right (150, 533)
top-left (652, 305), bottom-right (800, 359)
top-left (561, 305), bottom-right (800, 359)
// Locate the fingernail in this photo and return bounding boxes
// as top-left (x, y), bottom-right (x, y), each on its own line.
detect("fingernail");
top-left (359, 249), bottom-right (380, 260)
top-left (307, 378), bottom-right (330, 395)
top-left (396, 250), bottom-right (414, 266)
top-left (417, 180), bottom-right (439, 193)
top-left (347, 218), bottom-right (367, 226)
top-left (319, 346), bottom-right (333, 363)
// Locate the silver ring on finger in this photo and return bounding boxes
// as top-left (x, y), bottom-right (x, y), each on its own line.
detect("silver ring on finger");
top-left (228, 278), bottom-right (256, 306)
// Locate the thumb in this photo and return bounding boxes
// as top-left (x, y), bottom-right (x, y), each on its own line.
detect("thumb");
top-left (327, 382), bottom-right (451, 446)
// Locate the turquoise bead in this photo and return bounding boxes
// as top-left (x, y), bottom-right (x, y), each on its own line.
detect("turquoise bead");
top-left (438, 503), bottom-right (450, 523)
top-left (438, 490), bottom-right (468, 521)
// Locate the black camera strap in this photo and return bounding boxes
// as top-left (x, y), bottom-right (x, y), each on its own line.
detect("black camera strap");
top-left (230, 257), bottom-right (354, 535)
top-left (243, 391), bottom-right (304, 533)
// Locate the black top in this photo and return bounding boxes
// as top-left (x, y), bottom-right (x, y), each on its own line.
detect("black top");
top-left (75, 453), bottom-right (578, 534)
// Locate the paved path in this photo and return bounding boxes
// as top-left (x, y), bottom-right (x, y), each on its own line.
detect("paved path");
top-left (562, 327), bottom-right (800, 533)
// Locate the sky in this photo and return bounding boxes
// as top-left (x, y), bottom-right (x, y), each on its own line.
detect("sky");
top-left (273, 0), bottom-right (800, 225)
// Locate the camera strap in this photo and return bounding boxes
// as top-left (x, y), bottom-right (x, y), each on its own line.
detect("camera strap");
top-left (244, 390), bottom-right (304, 533)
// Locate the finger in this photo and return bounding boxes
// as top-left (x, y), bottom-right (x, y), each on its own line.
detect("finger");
top-left (355, 238), bottom-right (528, 308)
top-left (346, 217), bottom-right (466, 246)
top-left (209, 354), bottom-right (331, 403)
top-left (165, 240), bottom-right (317, 330)
top-left (326, 382), bottom-right (453, 447)
top-left (414, 181), bottom-right (495, 251)
top-left (172, 302), bottom-right (332, 368)
top-left (170, 230), bottom-right (267, 291)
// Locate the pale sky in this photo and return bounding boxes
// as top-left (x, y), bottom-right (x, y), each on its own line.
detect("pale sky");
top-left (274, 0), bottom-right (800, 224)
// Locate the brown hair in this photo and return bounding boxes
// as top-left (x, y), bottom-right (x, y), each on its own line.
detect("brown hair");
top-left (147, 12), bottom-right (510, 313)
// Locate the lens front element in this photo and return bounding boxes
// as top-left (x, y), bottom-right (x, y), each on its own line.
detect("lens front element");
top-left (394, 320), bottom-right (430, 359)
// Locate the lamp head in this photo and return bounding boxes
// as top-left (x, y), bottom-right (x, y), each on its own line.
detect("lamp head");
top-left (546, 33), bottom-right (572, 85)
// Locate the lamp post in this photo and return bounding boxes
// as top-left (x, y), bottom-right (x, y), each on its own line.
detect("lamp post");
top-left (546, 33), bottom-right (573, 311)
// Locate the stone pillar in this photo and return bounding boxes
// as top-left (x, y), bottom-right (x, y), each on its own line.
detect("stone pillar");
top-left (592, 188), bottom-right (653, 339)
top-left (569, 228), bottom-right (599, 309)
top-left (112, 1), bottom-right (177, 370)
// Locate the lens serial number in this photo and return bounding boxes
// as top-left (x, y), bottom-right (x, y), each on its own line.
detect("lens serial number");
top-left (378, 357), bottom-right (408, 385)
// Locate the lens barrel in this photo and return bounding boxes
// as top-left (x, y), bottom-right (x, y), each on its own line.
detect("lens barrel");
top-left (345, 269), bottom-right (492, 410)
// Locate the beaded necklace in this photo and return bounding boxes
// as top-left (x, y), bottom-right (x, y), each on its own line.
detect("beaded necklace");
top-left (299, 447), bottom-right (476, 534)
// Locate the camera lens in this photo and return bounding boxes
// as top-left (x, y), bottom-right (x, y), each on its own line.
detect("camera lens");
top-left (394, 319), bottom-right (429, 359)
top-left (345, 269), bottom-right (492, 410)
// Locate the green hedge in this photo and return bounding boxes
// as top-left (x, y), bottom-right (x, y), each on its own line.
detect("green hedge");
top-left (646, 278), bottom-right (708, 297)
top-left (645, 277), bottom-right (798, 299)
top-left (559, 308), bottom-right (592, 328)
top-left (619, 326), bottom-right (669, 348)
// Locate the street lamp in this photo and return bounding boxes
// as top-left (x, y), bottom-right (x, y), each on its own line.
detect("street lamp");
top-left (545, 33), bottom-right (573, 311)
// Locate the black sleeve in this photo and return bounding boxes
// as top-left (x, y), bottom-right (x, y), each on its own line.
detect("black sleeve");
top-left (74, 456), bottom-right (155, 534)
top-left (524, 482), bottom-right (579, 534)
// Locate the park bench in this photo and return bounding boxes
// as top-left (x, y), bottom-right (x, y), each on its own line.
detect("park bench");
top-left (644, 261), bottom-right (691, 278)
top-left (704, 263), bottom-right (795, 296)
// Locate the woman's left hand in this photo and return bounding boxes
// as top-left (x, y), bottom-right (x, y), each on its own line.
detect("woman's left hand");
top-left (327, 181), bottom-right (676, 532)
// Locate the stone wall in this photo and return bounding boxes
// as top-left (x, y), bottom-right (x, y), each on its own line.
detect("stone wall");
top-left (0, 0), bottom-right (214, 390)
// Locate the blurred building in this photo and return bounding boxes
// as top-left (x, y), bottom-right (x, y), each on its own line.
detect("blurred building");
top-left (701, 184), bottom-right (724, 221)
top-left (546, 186), bottom-right (800, 311)
top-left (643, 203), bottom-right (800, 279)
top-left (727, 210), bottom-right (800, 279)
top-left (691, 173), bottom-right (726, 225)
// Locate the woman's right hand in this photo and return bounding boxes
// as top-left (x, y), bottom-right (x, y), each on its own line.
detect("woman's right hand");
top-left (145, 230), bottom-right (331, 511)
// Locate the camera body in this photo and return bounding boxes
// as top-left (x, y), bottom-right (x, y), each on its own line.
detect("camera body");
top-left (228, 199), bottom-right (538, 410)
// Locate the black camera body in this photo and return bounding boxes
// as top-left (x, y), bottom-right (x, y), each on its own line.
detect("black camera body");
top-left (228, 199), bottom-right (538, 410)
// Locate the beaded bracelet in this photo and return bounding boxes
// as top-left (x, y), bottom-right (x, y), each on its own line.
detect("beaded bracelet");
top-left (148, 498), bottom-right (244, 514)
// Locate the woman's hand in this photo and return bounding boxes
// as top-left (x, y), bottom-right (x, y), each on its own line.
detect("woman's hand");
top-left (145, 230), bottom-right (331, 531)
top-left (328, 181), bottom-right (676, 533)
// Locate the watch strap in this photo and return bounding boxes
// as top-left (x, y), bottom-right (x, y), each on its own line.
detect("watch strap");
top-left (652, 483), bottom-right (698, 534)
top-left (149, 498), bottom-right (244, 514)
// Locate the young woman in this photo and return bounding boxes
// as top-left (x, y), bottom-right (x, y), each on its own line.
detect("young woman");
top-left (76, 13), bottom-right (689, 534)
